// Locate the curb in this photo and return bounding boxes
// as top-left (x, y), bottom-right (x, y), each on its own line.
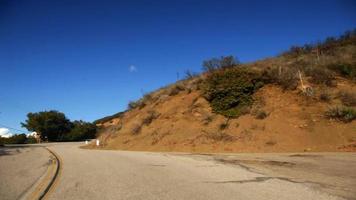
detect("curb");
top-left (26, 147), bottom-right (61, 200)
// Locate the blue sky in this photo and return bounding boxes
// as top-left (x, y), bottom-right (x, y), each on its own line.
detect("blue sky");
top-left (0, 0), bottom-right (355, 134)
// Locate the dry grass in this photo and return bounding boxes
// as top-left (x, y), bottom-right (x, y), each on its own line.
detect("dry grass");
top-left (205, 131), bottom-right (235, 142)
top-left (142, 110), bottom-right (160, 126)
top-left (320, 90), bottom-right (332, 102)
top-left (339, 91), bottom-right (356, 106)
top-left (131, 124), bottom-right (142, 135)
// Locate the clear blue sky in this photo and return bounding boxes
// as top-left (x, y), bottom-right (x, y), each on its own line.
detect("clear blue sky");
top-left (0, 0), bottom-right (355, 134)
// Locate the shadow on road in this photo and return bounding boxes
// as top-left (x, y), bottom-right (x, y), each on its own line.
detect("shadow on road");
top-left (0, 146), bottom-right (31, 156)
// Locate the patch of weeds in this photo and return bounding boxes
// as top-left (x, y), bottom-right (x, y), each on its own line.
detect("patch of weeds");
top-left (184, 70), bottom-right (198, 79)
top-left (328, 63), bottom-right (356, 79)
top-left (205, 131), bottom-right (235, 142)
top-left (202, 115), bottom-right (214, 125)
top-left (168, 84), bottom-right (185, 96)
top-left (255, 110), bottom-right (268, 119)
top-left (142, 110), bottom-right (160, 126)
top-left (319, 89), bottom-right (332, 102)
top-left (131, 124), bottom-right (142, 135)
top-left (262, 66), bottom-right (299, 90)
top-left (325, 106), bottom-right (356, 122)
top-left (308, 67), bottom-right (335, 86)
top-left (128, 99), bottom-right (146, 110)
top-left (219, 118), bottom-right (230, 130)
top-left (128, 100), bottom-right (139, 110)
top-left (219, 123), bottom-right (229, 130)
top-left (338, 91), bottom-right (356, 106)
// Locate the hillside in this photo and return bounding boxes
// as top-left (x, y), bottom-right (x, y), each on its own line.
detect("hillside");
top-left (90, 30), bottom-right (356, 153)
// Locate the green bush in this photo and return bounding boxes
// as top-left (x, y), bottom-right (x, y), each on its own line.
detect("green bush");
top-left (203, 67), bottom-right (263, 117)
top-left (325, 106), bottom-right (356, 122)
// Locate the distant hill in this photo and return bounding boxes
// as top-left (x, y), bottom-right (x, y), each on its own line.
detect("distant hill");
top-left (91, 30), bottom-right (356, 153)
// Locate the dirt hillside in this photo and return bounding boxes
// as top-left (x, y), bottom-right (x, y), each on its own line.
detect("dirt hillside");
top-left (90, 32), bottom-right (356, 153)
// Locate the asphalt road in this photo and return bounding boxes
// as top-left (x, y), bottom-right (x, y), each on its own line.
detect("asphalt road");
top-left (0, 146), bottom-right (51, 200)
top-left (40, 143), bottom-right (356, 200)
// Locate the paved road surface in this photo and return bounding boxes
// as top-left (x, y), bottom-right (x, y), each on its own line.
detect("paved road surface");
top-left (42, 143), bottom-right (356, 200)
top-left (0, 146), bottom-right (51, 200)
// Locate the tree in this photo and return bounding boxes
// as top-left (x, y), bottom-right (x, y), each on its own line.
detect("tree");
top-left (65, 120), bottom-right (96, 141)
top-left (21, 110), bottom-right (72, 142)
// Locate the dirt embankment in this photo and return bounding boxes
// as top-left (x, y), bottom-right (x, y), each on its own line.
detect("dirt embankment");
top-left (92, 79), bottom-right (355, 153)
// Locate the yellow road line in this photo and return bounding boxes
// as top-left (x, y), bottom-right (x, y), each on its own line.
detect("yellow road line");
top-left (27, 147), bottom-right (62, 200)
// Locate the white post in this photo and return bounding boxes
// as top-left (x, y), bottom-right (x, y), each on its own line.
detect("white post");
top-left (96, 139), bottom-right (100, 146)
top-left (85, 140), bottom-right (88, 145)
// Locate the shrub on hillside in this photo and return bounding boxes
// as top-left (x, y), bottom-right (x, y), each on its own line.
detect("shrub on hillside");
top-left (142, 110), bottom-right (160, 126)
top-left (308, 67), bottom-right (335, 86)
top-left (219, 120), bottom-right (229, 130)
top-left (202, 55), bottom-right (240, 72)
top-left (328, 63), bottom-right (356, 79)
top-left (319, 90), bottom-right (332, 102)
top-left (127, 100), bottom-right (145, 110)
top-left (325, 106), bottom-right (356, 122)
top-left (262, 66), bottom-right (299, 90)
top-left (203, 67), bottom-right (264, 118)
top-left (131, 124), bottom-right (142, 135)
top-left (255, 110), bottom-right (268, 119)
top-left (284, 29), bottom-right (356, 58)
top-left (184, 70), bottom-right (198, 79)
top-left (168, 84), bottom-right (185, 96)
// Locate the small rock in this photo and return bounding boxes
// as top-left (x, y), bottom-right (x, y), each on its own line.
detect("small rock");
top-left (304, 148), bottom-right (312, 152)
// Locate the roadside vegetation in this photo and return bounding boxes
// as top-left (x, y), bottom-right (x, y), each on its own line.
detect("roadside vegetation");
top-left (325, 106), bottom-right (356, 122)
top-left (200, 29), bottom-right (356, 121)
top-left (21, 110), bottom-right (97, 142)
top-left (202, 66), bottom-right (264, 117)
top-left (0, 134), bottom-right (36, 145)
